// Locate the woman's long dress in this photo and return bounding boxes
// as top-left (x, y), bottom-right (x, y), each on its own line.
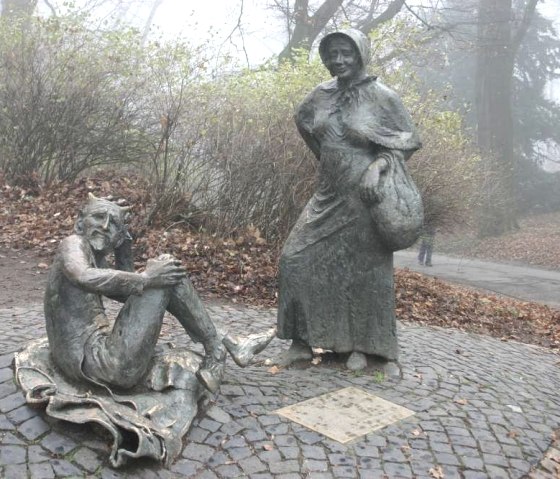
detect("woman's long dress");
top-left (277, 78), bottom-right (420, 361)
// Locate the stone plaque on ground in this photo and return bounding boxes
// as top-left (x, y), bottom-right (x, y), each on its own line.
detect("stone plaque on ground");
top-left (275, 386), bottom-right (415, 443)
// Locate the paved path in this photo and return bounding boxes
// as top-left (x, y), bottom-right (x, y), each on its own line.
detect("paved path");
top-left (1, 297), bottom-right (560, 478)
top-left (395, 251), bottom-right (560, 310)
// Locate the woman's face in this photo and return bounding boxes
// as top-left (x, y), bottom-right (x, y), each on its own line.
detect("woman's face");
top-left (324, 37), bottom-right (362, 82)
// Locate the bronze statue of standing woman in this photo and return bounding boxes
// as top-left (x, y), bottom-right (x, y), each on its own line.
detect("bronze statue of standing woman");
top-left (276, 29), bottom-right (423, 370)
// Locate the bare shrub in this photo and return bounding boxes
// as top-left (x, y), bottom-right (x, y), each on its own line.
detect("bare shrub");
top-left (188, 52), bottom-right (482, 246)
top-left (408, 106), bottom-right (482, 231)
top-left (375, 67), bottom-right (482, 231)
top-left (194, 57), bottom-right (325, 244)
top-left (0, 15), bottom-right (220, 228)
top-left (131, 43), bottom-right (222, 227)
top-left (0, 15), bottom-right (151, 185)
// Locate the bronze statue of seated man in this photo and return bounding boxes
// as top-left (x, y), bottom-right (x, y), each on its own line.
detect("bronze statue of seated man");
top-left (44, 194), bottom-right (273, 393)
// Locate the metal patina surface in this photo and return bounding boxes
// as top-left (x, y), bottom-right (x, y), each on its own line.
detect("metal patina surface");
top-left (13, 195), bottom-right (275, 467)
top-left (276, 29), bottom-right (423, 368)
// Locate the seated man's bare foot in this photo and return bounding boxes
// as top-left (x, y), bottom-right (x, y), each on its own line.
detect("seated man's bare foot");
top-left (272, 340), bottom-right (313, 367)
top-left (196, 349), bottom-right (226, 393)
top-left (223, 328), bottom-right (277, 367)
top-left (196, 362), bottom-right (224, 394)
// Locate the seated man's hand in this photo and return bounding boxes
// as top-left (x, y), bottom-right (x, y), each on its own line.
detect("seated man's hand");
top-left (142, 255), bottom-right (187, 288)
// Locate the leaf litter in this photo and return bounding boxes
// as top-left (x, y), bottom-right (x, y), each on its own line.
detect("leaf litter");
top-left (1, 172), bottom-right (558, 352)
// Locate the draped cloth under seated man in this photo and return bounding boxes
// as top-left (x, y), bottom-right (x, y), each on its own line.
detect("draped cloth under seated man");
top-left (15, 194), bottom-right (274, 467)
top-left (16, 338), bottom-right (204, 467)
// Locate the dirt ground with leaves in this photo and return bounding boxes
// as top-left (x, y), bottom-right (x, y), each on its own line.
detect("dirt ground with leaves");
top-left (1, 173), bottom-right (559, 353)
top-left (438, 211), bottom-right (560, 270)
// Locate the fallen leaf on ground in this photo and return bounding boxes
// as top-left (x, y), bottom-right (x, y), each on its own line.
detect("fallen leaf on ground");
top-left (1, 172), bottom-right (559, 353)
top-left (429, 465), bottom-right (445, 479)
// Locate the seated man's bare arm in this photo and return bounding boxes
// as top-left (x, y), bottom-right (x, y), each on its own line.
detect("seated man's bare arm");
top-left (60, 235), bottom-right (145, 297)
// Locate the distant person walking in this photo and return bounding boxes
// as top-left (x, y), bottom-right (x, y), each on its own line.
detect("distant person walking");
top-left (418, 224), bottom-right (435, 266)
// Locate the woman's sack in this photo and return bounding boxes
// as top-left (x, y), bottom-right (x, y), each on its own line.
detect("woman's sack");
top-left (369, 150), bottom-right (424, 251)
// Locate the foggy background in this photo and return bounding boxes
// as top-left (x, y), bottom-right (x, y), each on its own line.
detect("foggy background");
top-left (1, 0), bottom-right (559, 241)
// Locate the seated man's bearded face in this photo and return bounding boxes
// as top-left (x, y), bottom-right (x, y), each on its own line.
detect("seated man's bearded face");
top-left (81, 200), bottom-right (128, 253)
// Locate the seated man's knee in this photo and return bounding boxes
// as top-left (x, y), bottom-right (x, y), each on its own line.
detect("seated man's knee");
top-left (83, 344), bottom-right (150, 390)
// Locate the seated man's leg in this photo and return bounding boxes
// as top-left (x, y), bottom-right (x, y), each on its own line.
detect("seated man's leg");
top-left (83, 288), bottom-right (171, 389)
top-left (168, 276), bottom-right (276, 382)
top-left (167, 277), bottom-right (226, 392)
top-left (167, 276), bottom-right (223, 356)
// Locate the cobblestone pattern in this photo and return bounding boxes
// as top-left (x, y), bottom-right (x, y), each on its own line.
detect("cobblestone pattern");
top-left (1, 301), bottom-right (559, 478)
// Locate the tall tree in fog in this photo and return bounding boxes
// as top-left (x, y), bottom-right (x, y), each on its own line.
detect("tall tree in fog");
top-left (271, 0), bottom-right (407, 62)
top-left (476, 0), bottom-right (538, 236)
top-left (476, 0), bottom-right (516, 236)
top-left (409, 0), bottom-right (560, 219)
top-left (515, 10), bottom-right (560, 162)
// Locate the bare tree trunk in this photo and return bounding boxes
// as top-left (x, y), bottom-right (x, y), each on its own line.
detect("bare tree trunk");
top-left (276, 0), bottom-right (407, 63)
top-left (357, 0), bottom-right (405, 32)
top-left (475, 0), bottom-right (538, 237)
top-left (476, 0), bottom-right (516, 237)
top-left (277, 0), bottom-right (344, 62)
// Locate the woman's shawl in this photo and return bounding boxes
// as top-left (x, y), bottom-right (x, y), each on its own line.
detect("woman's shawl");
top-left (309, 28), bottom-right (421, 154)
top-left (296, 76), bottom-right (422, 154)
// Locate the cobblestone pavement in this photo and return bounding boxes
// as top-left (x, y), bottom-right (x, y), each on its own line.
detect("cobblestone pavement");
top-left (1, 301), bottom-right (560, 478)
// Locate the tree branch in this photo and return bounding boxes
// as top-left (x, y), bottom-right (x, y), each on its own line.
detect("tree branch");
top-left (220, 0), bottom-right (251, 67)
top-left (511, 0), bottom-right (539, 54)
top-left (377, 28), bottom-right (443, 64)
top-left (42, 0), bottom-right (57, 16)
top-left (357, 0), bottom-right (406, 33)
top-left (277, 0), bottom-right (343, 62)
top-left (310, 0), bottom-right (344, 29)
top-left (141, 0), bottom-right (164, 47)
top-left (403, 1), bottom-right (432, 29)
